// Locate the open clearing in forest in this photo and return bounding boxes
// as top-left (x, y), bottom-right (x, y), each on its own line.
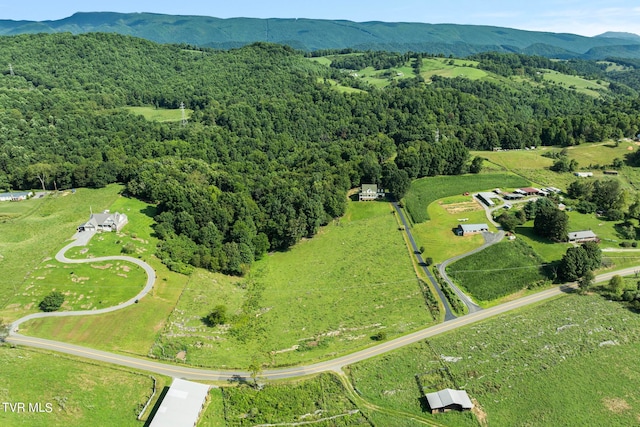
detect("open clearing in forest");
top-left (124, 106), bottom-right (192, 122)
top-left (152, 200), bottom-right (435, 369)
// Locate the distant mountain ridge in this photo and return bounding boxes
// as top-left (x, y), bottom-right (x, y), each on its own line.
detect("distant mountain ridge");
top-left (1, 12), bottom-right (640, 59)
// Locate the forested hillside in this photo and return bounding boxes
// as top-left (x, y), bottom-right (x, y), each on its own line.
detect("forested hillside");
top-left (2, 12), bottom-right (640, 59)
top-left (1, 33), bottom-right (639, 274)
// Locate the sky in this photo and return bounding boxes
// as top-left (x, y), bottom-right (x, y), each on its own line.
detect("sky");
top-left (1, 1), bottom-right (639, 37)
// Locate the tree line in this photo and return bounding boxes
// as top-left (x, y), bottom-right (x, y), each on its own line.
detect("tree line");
top-left (2, 34), bottom-right (640, 274)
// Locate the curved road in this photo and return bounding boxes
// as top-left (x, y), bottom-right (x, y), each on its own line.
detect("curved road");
top-left (392, 202), bottom-right (456, 321)
top-left (7, 228), bottom-right (640, 382)
top-left (8, 230), bottom-right (156, 335)
top-left (436, 231), bottom-right (503, 314)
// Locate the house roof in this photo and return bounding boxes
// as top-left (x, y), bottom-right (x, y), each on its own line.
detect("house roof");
top-left (568, 230), bottom-right (597, 240)
top-left (425, 388), bottom-right (473, 410)
top-left (149, 378), bottom-right (210, 427)
top-left (460, 223), bottom-right (489, 232)
top-left (520, 187), bottom-right (541, 194)
top-left (0, 191), bottom-right (32, 198)
top-left (361, 184), bottom-right (378, 193)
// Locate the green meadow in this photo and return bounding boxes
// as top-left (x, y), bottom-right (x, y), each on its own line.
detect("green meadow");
top-left (404, 173), bottom-right (530, 223)
top-left (411, 195), bottom-right (493, 264)
top-left (348, 293), bottom-right (640, 427)
top-left (152, 201), bottom-right (434, 368)
top-left (0, 345), bottom-right (167, 427)
top-left (446, 238), bottom-right (548, 303)
top-left (0, 186), bottom-right (124, 319)
top-left (21, 194), bottom-right (188, 357)
top-left (124, 106), bottom-right (192, 122)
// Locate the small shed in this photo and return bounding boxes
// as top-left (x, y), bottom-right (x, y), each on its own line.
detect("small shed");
top-left (457, 223), bottom-right (489, 236)
top-left (574, 172), bottom-right (593, 178)
top-left (425, 388), bottom-right (473, 414)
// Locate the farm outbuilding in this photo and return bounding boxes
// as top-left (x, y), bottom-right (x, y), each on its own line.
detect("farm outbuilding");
top-left (0, 191), bottom-right (33, 202)
top-left (574, 172), bottom-right (593, 178)
top-left (425, 388), bottom-right (473, 414)
top-left (149, 378), bottom-right (210, 427)
top-left (567, 230), bottom-right (598, 243)
top-left (476, 192), bottom-right (500, 207)
top-left (457, 223), bottom-right (489, 236)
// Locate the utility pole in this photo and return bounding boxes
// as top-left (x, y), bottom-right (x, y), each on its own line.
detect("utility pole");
top-left (180, 102), bottom-right (187, 127)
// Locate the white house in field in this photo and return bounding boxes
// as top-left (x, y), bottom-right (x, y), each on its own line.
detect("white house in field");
top-left (77, 210), bottom-right (128, 232)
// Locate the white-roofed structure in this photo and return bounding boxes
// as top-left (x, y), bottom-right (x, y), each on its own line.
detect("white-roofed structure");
top-left (456, 223), bottom-right (489, 236)
top-left (149, 378), bottom-right (210, 427)
top-left (567, 230), bottom-right (598, 243)
top-left (425, 388), bottom-right (473, 414)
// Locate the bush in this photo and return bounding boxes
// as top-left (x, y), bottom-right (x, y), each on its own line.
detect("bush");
top-left (39, 291), bottom-right (64, 312)
top-left (607, 209), bottom-right (625, 221)
top-left (203, 304), bottom-right (228, 327)
top-left (121, 242), bottom-right (136, 254)
top-left (371, 331), bottom-right (387, 341)
top-left (424, 257), bottom-right (433, 266)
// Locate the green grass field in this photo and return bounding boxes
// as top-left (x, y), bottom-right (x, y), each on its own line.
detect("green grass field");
top-left (124, 106), bottom-right (192, 122)
top-left (542, 70), bottom-right (609, 97)
top-left (348, 293), bottom-right (640, 427)
top-left (0, 345), bottom-right (167, 427)
top-left (0, 186), bottom-right (124, 319)
top-left (152, 201), bottom-right (434, 368)
top-left (446, 238), bottom-right (548, 302)
top-left (215, 374), bottom-right (367, 426)
top-left (21, 194), bottom-right (188, 357)
top-left (411, 195), bottom-right (492, 264)
top-left (5, 259), bottom-right (145, 314)
top-left (421, 58), bottom-right (489, 81)
top-left (404, 173), bottom-right (530, 223)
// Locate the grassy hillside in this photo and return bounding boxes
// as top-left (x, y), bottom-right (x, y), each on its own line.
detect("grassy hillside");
top-left (348, 293), bottom-right (640, 427)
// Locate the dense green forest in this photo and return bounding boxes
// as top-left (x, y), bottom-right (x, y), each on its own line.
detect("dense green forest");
top-left (1, 33), bottom-right (639, 274)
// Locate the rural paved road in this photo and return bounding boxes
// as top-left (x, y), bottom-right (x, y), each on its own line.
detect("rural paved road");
top-left (7, 227), bottom-right (640, 382)
top-left (392, 202), bottom-right (456, 321)
top-left (436, 231), bottom-right (504, 314)
top-left (8, 230), bottom-right (156, 335)
top-left (7, 271), bottom-right (624, 381)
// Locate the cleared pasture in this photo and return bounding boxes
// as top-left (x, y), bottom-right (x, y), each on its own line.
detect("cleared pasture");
top-left (152, 201), bottom-right (434, 368)
top-left (446, 238), bottom-right (548, 302)
top-left (0, 345), bottom-right (164, 427)
top-left (124, 106), bottom-right (192, 122)
top-left (404, 173), bottom-right (530, 223)
top-left (348, 293), bottom-right (640, 427)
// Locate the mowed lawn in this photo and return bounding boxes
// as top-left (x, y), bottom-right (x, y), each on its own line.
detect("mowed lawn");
top-left (153, 201), bottom-right (434, 368)
top-left (347, 294), bottom-right (640, 427)
top-left (22, 194), bottom-right (188, 356)
top-left (404, 173), bottom-right (529, 223)
top-left (0, 186), bottom-right (123, 319)
top-left (0, 346), bottom-right (166, 427)
top-left (411, 195), bottom-right (494, 264)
